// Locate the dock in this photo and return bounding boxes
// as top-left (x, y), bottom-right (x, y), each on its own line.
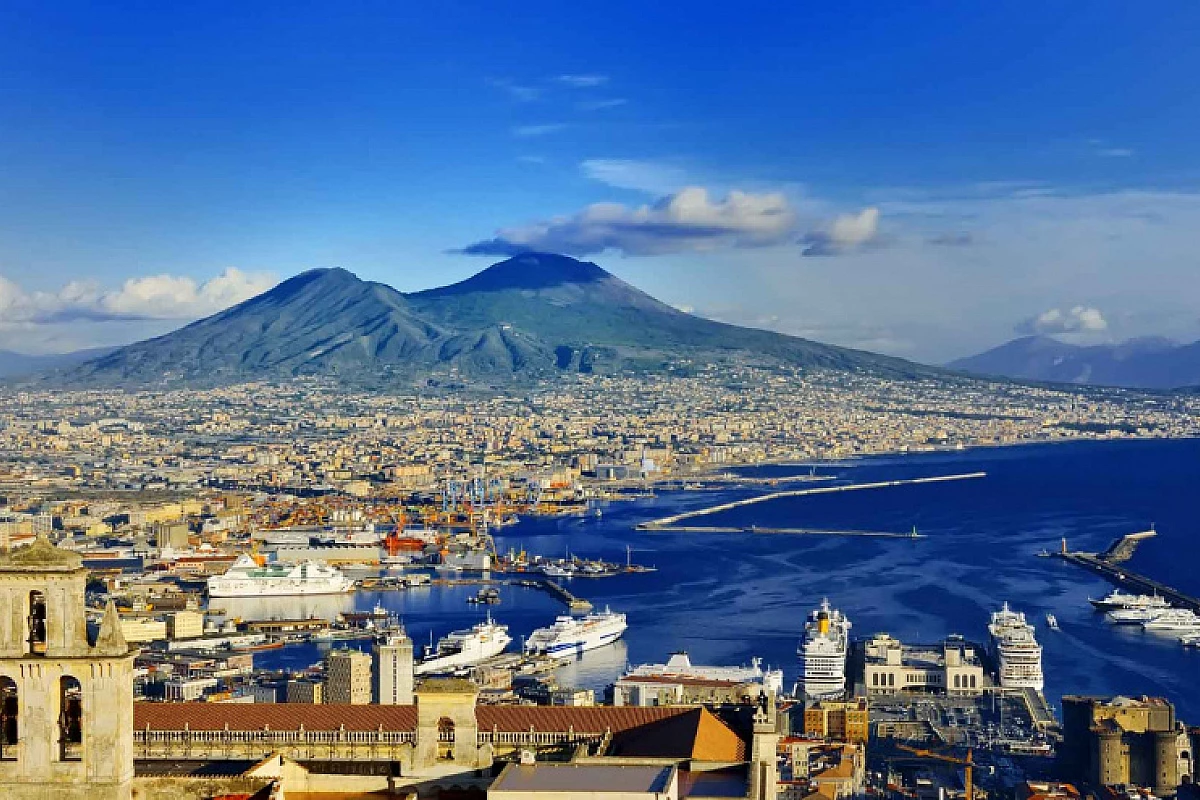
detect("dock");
top-left (1055, 535), bottom-right (1200, 613)
top-left (532, 579), bottom-right (593, 612)
top-left (637, 472), bottom-right (986, 530)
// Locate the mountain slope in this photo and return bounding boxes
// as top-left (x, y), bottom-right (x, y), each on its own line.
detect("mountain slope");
top-left (0, 346), bottom-right (116, 379)
top-left (949, 335), bottom-right (1200, 388)
top-left (57, 254), bottom-right (942, 385)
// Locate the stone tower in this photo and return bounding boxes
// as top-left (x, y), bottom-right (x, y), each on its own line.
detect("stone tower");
top-left (414, 678), bottom-right (489, 770)
top-left (748, 690), bottom-right (779, 800)
top-left (373, 630), bottom-right (413, 705)
top-left (0, 537), bottom-right (135, 800)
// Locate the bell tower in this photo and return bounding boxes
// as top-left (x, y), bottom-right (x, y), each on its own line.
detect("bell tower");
top-left (0, 537), bottom-right (135, 800)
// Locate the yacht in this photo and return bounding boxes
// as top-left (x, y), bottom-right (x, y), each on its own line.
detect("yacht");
top-left (1089, 590), bottom-right (1170, 612)
top-left (1107, 606), bottom-right (1168, 624)
top-left (1141, 609), bottom-right (1200, 634)
top-left (207, 554), bottom-right (354, 598)
top-left (524, 608), bottom-right (627, 656)
top-left (797, 599), bottom-right (851, 700)
top-left (988, 602), bottom-right (1044, 691)
top-left (414, 616), bottom-right (512, 675)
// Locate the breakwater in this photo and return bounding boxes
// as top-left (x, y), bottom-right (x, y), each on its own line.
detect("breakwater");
top-left (636, 471), bottom-right (986, 530)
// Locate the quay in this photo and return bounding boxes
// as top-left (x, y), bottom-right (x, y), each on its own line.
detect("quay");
top-left (637, 471), bottom-right (986, 529)
top-left (1055, 533), bottom-right (1200, 614)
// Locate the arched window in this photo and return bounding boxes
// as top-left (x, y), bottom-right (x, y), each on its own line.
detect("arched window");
top-left (0, 676), bottom-right (16, 760)
top-left (436, 717), bottom-right (455, 761)
top-left (28, 591), bottom-right (47, 655)
top-left (58, 676), bottom-right (82, 761)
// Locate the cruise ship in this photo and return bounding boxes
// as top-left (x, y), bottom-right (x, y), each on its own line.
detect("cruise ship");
top-left (414, 616), bottom-right (512, 675)
top-left (797, 599), bottom-right (851, 700)
top-left (1089, 589), bottom-right (1170, 612)
top-left (523, 608), bottom-right (627, 657)
top-left (207, 555), bottom-right (354, 598)
top-left (988, 602), bottom-right (1044, 691)
top-left (624, 651), bottom-right (785, 695)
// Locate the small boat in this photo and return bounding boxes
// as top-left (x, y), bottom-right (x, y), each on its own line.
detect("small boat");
top-left (1045, 613), bottom-right (1059, 631)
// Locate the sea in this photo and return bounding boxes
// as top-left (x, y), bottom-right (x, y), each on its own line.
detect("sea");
top-left (238, 437), bottom-right (1200, 721)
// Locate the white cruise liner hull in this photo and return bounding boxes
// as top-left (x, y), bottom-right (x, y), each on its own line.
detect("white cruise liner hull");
top-left (528, 627), bottom-right (624, 657)
top-left (208, 581), bottom-right (352, 598)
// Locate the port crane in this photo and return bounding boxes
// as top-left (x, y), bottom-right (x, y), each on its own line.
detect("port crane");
top-left (896, 744), bottom-right (976, 800)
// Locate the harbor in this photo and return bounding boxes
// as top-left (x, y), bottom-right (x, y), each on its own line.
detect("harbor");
top-left (1056, 531), bottom-right (1200, 614)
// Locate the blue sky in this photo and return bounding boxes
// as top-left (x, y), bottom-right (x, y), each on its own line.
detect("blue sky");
top-left (2, 2), bottom-right (1199, 359)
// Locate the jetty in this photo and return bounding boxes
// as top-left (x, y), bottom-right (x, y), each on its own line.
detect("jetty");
top-left (533, 579), bottom-right (593, 612)
top-left (636, 472), bottom-right (986, 530)
top-left (1056, 531), bottom-right (1200, 614)
top-left (648, 526), bottom-right (924, 538)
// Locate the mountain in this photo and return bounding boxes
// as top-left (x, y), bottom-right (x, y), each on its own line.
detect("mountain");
top-left (0, 346), bottom-right (116, 378)
top-left (949, 335), bottom-right (1200, 388)
top-left (57, 253), bottom-right (940, 386)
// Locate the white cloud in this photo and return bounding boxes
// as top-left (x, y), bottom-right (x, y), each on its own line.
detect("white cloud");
top-left (578, 98), bottom-right (627, 111)
top-left (0, 268), bottom-right (277, 325)
top-left (512, 123), bottom-right (569, 138)
top-left (580, 159), bottom-right (689, 194)
top-left (1096, 147), bottom-right (1135, 158)
top-left (1019, 305), bottom-right (1109, 336)
top-left (558, 74), bottom-right (608, 87)
top-left (487, 78), bottom-right (540, 102)
top-left (801, 207), bottom-right (882, 256)
top-left (459, 186), bottom-right (798, 257)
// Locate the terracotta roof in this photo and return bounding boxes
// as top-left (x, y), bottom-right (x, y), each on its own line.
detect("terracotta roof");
top-left (133, 702), bottom-right (702, 737)
top-left (135, 703), bottom-right (417, 732)
top-left (608, 708), bottom-right (746, 762)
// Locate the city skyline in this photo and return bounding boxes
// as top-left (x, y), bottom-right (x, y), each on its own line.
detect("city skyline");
top-left (3, 3), bottom-right (1200, 360)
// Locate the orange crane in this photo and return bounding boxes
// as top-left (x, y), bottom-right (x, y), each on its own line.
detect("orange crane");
top-left (896, 744), bottom-right (975, 800)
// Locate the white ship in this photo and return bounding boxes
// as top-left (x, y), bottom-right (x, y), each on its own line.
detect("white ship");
top-left (207, 555), bottom-right (354, 598)
top-left (797, 599), bottom-right (851, 700)
top-left (415, 616), bottom-right (512, 675)
top-left (1107, 606), bottom-right (1168, 624)
top-left (1141, 609), bottom-right (1200, 634)
top-left (524, 608), bottom-right (627, 657)
top-left (988, 602), bottom-right (1044, 691)
top-left (1089, 590), bottom-right (1169, 612)
top-left (625, 651), bottom-right (784, 695)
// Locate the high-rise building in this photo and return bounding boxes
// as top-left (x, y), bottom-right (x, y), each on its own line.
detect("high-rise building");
top-left (326, 649), bottom-right (372, 705)
top-left (374, 631), bottom-right (414, 705)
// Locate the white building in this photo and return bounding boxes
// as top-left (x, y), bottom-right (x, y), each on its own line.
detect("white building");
top-left (373, 631), bottom-right (414, 705)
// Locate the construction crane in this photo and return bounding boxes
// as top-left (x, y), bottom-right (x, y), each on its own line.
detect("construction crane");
top-left (896, 744), bottom-right (975, 800)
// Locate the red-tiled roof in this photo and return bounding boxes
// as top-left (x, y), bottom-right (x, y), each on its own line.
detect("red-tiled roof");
top-left (133, 702), bottom-right (700, 736)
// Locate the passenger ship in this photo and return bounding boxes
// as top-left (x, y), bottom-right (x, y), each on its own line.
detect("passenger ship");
top-left (797, 599), bottom-right (851, 700)
top-left (523, 608), bottom-right (627, 657)
top-left (988, 602), bottom-right (1044, 691)
top-left (415, 616), bottom-right (512, 675)
top-left (207, 554), bottom-right (354, 598)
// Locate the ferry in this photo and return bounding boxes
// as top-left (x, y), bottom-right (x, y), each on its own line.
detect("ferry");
top-left (1107, 606), bottom-right (1168, 624)
top-left (797, 599), bottom-right (851, 700)
top-left (524, 608), bottom-right (627, 657)
top-left (988, 602), bottom-right (1044, 691)
top-left (541, 563), bottom-right (576, 578)
top-left (1089, 589), bottom-right (1170, 612)
top-left (207, 554), bottom-right (354, 598)
top-left (414, 616), bottom-right (512, 675)
top-left (624, 651), bottom-right (784, 695)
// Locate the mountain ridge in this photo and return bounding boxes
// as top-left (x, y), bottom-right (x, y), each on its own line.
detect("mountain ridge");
top-left (950, 334), bottom-right (1200, 389)
top-left (51, 253), bottom-right (943, 387)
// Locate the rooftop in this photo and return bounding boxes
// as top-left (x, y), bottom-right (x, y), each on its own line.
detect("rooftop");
top-left (491, 763), bottom-right (675, 793)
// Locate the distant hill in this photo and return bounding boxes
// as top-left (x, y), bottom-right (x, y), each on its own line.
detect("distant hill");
top-left (56, 253), bottom-right (942, 386)
top-left (949, 335), bottom-right (1200, 388)
top-left (0, 346), bottom-right (116, 378)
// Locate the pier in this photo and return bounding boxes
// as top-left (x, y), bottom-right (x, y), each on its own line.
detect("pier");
top-left (637, 471), bottom-right (986, 530)
top-left (646, 525), bottom-right (924, 538)
top-left (531, 579), bottom-right (593, 612)
top-left (1056, 542), bottom-right (1200, 614)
